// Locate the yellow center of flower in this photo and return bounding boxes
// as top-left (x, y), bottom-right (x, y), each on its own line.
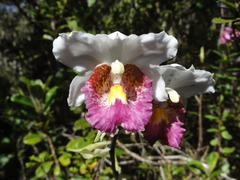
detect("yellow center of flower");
top-left (150, 106), bottom-right (169, 123)
top-left (107, 84), bottom-right (127, 104)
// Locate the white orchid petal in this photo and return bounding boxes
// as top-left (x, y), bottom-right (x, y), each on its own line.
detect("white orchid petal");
top-left (160, 64), bottom-right (215, 100)
top-left (138, 31), bottom-right (178, 62)
top-left (139, 66), bottom-right (168, 101)
top-left (53, 31), bottom-right (111, 72)
top-left (96, 32), bottom-right (126, 62)
top-left (67, 71), bottom-right (93, 106)
top-left (107, 31), bottom-right (127, 40)
top-left (53, 31), bottom-right (178, 73)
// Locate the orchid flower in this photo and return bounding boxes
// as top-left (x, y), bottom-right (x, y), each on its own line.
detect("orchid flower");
top-left (52, 31), bottom-right (178, 135)
top-left (221, 27), bottom-right (240, 44)
top-left (143, 64), bottom-right (215, 148)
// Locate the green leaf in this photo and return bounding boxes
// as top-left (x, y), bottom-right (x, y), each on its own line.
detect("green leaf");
top-left (20, 76), bottom-right (31, 85)
top-left (53, 164), bottom-right (61, 176)
top-left (218, 94), bottom-right (224, 105)
top-left (204, 115), bottom-right (218, 121)
top-left (210, 170), bottom-right (222, 179)
top-left (35, 161), bottom-right (54, 178)
top-left (72, 119), bottom-right (83, 131)
top-left (66, 138), bottom-right (90, 150)
top-left (43, 34), bottom-right (53, 40)
top-left (221, 131), bottom-right (232, 140)
top-left (199, 46), bottom-right (204, 63)
top-left (11, 94), bottom-right (34, 107)
top-left (87, 0), bottom-right (96, 7)
top-left (30, 79), bottom-right (44, 89)
top-left (210, 139), bottom-right (218, 146)
top-left (212, 17), bottom-right (237, 24)
top-left (67, 20), bottom-right (82, 31)
top-left (38, 151), bottom-right (49, 162)
top-left (221, 147), bottom-right (235, 154)
top-left (206, 152), bottom-right (219, 174)
top-left (212, 50), bottom-right (223, 57)
top-left (187, 160), bottom-right (206, 174)
top-left (218, 0), bottom-right (236, 8)
top-left (221, 162), bottom-right (230, 174)
top-left (67, 141), bottom-right (111, 159)
top-left (94, 130), bottom-right (106, 142)
top-left (44, 86), bottom-right (58, 110)
top-left (29, 155), bottom-right (40, 162)
top-left (72, 118), bottom-right (91, 131)
top-left (25, 162), bottom-right (37, 168)
top-left (222, 109), bottom-right (230, 121)
top-left (207, 128), bottom-right (218, 133)
top-left (220, 125), bottom-right (226, 131)
top-left (23, 133), bottom-right (43, 145)
top-left (58, 154), bottom-right (71, 166)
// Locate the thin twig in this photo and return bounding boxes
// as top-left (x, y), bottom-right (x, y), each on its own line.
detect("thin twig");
top-left (117, 140), bottom-right (187, 165)
top-left (46, 135), bottom-right (60, 180)
top-left (195, 95), bottom-right (203, 152)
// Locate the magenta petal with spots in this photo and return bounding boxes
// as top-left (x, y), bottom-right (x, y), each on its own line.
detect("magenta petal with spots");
top-left (143, 100), bottom-right (186, 149)
top-left (81, 63), bottom-right (153, 135)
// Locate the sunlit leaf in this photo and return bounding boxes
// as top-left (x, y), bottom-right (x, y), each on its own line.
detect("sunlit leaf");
top-left (204, 114), bottom-right (218, 121)
top-left (199, 46), bottom-right (204, 63)
top-left (66, 138), bottom-right (90, 150)
top-left (206, 152), bottom-right (219, 174)
top-left (210, 170), bottom-right (222, 179)
top-left (94, 130), bottom-right (106, 142)
top-left (23, 133), bottom-right (43, 145)
top-left (210, 139), bottom-right (218, 146)
top-left (221, 147), bottom-right (235, 154)
top-left (72, 119), bottom-right (83, 131)
top-left (25, 162), bottom-right (37, 168)
top-left (35, 161), bottom-right (54, 178)
top-left (222, 109), bottom-right (230, 121)
top-left (187, 160), bottom-right (206, 172)
top-left (29, 155), bottom-right (40, 162)
top-left (38, 151), bottom-right (49, 162)
top-left (80, 163), bottom-right (88, 174)
top-left (53, 164), bottom-right (61, 176)
top-left (58, 154), bottom-right (71, 166)
top-left (43, 34), bottom-right (53, 40)
top-left (67, 141), bottom-right (111, 159)
top-left (221, 131), bottom-right (232, 140)
top-left (207, 128), bottom-right (218, 133)
top-left (87, 0), bottom-right (96, 7)
top-left (221, 163), bottom-right (230, 174)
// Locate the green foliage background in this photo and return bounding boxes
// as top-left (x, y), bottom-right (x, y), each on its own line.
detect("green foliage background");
top-left (0, 0), bottom-right (240, 179)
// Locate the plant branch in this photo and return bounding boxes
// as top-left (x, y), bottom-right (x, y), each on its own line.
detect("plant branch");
top-left (195, 95), bottom-right (203, 152)
top-left (110, 134), bottom-right (119, 180)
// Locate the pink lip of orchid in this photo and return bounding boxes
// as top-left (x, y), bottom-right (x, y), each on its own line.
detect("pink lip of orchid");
top-left (52, 31), bottom-right (178, 135)
top-left (143, 64), bottom-right (215, 149)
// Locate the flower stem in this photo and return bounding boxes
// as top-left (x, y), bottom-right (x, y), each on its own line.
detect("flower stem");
top-left (110, 134), bottom-right (119, 180)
